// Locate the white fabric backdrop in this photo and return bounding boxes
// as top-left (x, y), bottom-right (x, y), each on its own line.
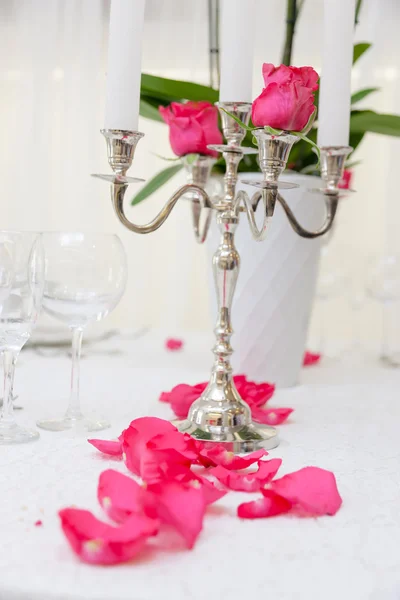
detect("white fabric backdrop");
top-left (0, 0), bottom-right (399, 348)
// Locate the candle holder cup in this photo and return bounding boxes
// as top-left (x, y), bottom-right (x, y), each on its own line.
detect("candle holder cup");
top-left (93, 104), bottom-right (352, 453)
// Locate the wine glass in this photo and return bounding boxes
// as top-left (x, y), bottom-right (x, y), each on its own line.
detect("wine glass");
top-left (36, 232), bottom-right (127, 432)
top-left (0, 231), bottom-right (44, 444)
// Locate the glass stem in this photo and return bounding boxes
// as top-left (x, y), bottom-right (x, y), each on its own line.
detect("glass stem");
top-left (0, 350), bottom-right (18, 425)
top-left (66, 327), bottom-right (84, 419)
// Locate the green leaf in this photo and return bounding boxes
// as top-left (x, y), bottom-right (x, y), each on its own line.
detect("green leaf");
top-left (141, 73), bottom-right (218, 104)
top-left (345, 160), bottom-right (361, 169)
top-left (353, 42), bottom-right (371, 64)
top-left (185, 153), bottom-right (201, 165)
top-left (350, 111), bottom-right (400, 136)
top-left (131, 164), bottom-right (183, 206)
top-left (264, 126), bottom-right (284, 136)
top-left (220, 108), bottom-right (254, 131)
top-left (351, 87), bottom-right (379, 105)
top-left (300, 108), bottom-right (317, 135)
top-left (291, 132), bottom-right (321, 167)
top-left (139, 99), bottom-right (164, 122)
top-left (152, 153), bottom-right (181, 162)
top-left (349, 131), bottom-right (365, 152)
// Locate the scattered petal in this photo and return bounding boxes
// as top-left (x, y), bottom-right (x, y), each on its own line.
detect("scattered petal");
top-left (210, 459), bottom-right (282, 492)
top-left (124, 425), bottom-right (198, 483)
top-left (198, 445), bottom-right (268, 470)
top-left (251, 407), bottom-right (294, 425)
top-left (266, 466), bottom-right (342, 516)
top-left (165, 338), bottom-right (184, 351)
top-left (34, 520), bottom-right (43, 527)
top-left (238, 492), bottom-right (292, 519)
top-left (59, 508), bottom-right (159, 565)
top-left (159, 376), bottom-right (281, 420)
top-left (303, 351), bottom-right (321, 367)
top-left (122, 417), bottom-right (178, 477)
top-left (141, 432), bottom-right (198, 482)
top-left (159, 383), bottom-right (206, 419)
top-left (128, 416), bottom-right (177, 440)
top-left (97, 469), bottom-right (145, 523)
top-left (234, 376), bottom-right (275, 408)
top-left (162, 464), bottom-right (227, 505)
top-left (88, 438), bottom-right (123, 458)
top-left (147, 479), bottom-right (206, 549)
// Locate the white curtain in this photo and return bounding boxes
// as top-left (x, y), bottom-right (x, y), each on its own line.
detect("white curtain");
top-left (0, 0), bottom-right (399, 344)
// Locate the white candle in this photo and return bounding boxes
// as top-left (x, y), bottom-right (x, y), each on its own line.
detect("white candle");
top-left (219, 0), bottom-right (256, 103)
top-left (104, 0), bottom-right (146, 131)
top-left (317, 0), bottom-right (356, 147)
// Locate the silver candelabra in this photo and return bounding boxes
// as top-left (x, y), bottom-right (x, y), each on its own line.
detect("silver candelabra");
top-left (93, 102), bottom-right (352, 454)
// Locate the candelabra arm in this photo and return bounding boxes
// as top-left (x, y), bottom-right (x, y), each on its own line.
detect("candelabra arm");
top-left (276, 191), bottom-right (339, 239)
top-left (191, 199), bottom-right (212, 243)
top-left (235, 188), bottom-right (276, 242)
top-left (180, 155), bottom-right (216, 244)
top-left (111, 182), bottom-right (210, 235)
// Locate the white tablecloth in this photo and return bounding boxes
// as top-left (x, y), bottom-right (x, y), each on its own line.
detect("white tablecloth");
top-left (1, 331), bottom-right (400, 600)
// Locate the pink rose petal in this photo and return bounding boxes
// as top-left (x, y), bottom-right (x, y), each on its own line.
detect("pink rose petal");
top-left (234, 376), bottom-right (275, 408)
top-left (122, 417), bottom-right (178, 477)
top-left (159, 383), bottom-right (206, 419)
top-left (162, 464), bottom-right (227, 506)
top-left (128, 416), bottom-right (177, 440)
top-left (198, 445), bottom-right (268, 470)
top-left (159, 377), bottom-right (277, 420)
top-left (146, 479), bottom-right (206, 549)
top-left (266, 466), bottom-right (342, 516)
top-left (159, 392), bottom-right (170, 403)
top-left (59, 508), bottom-right (159, 565)
top-left (303, 351), bottom-right (321, 367)
top-left (210, 459), bottom-right (282, 492)
top-left (251, 407), bottom-right (294, 426)
top-left (165, 338), bottom-right (184, 351)
top-left (238, 492), bottom-right (292, 519)
top-left (34, 520), bottom-right (43, 527)
top-left (123, 427), bottom-right (198, 483)
top-left (87, 437), bottom-right (123, 458)
top-left (97, 469), bottom-right (146, 523)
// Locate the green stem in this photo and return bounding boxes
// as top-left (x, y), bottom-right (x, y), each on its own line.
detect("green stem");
top-left (281, 0), bottom-right (297, 66)
top-left (355, 0), bottom-right (363, 26)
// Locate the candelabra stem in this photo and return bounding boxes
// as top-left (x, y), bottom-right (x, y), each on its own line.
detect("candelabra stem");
top-left (208, 211), bottom-right (241, 399)
top-left (177, 204), bottom-right (279, 451)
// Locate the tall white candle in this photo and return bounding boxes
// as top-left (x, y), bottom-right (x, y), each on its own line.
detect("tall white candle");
top-left (219, 0), bottom-right (256, 103)
top-left (317, 0), bottom-right (356, 147)
top-left (104, 0), bottom-right (146, 131)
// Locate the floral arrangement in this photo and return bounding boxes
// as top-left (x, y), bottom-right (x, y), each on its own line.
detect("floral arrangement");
top-left (133, 1), bottom-right (400, 205)
top-left (59, 415), bottom-right (342, 565)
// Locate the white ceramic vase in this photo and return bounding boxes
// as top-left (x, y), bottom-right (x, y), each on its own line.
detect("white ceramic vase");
top-left (207, 172), bottom-right (325, 388)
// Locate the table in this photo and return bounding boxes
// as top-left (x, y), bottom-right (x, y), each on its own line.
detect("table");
top-left (1, 331), bottom-right (400, 600)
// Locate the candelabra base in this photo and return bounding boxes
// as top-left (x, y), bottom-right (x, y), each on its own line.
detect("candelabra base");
top-left (175, 419), bottom-right (279, 453)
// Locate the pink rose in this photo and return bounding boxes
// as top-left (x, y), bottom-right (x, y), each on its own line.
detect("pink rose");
top-left (252, 63), bottom-right (318, 131)
top-left (159, 101), bottom-right (222, 157)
